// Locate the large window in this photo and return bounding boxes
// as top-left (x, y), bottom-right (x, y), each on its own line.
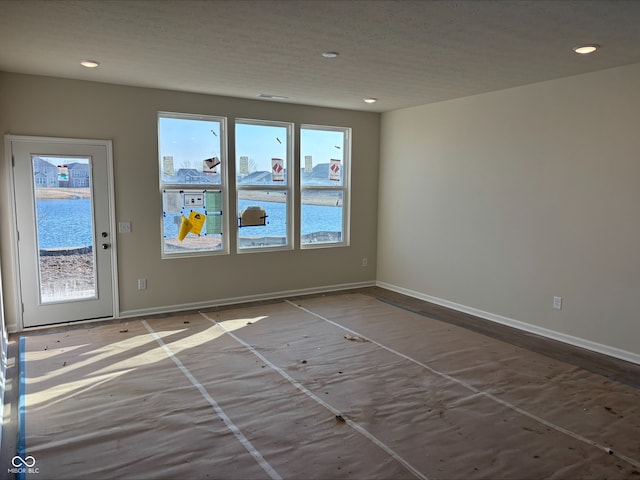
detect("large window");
top-left (235, 119), bottom-right (293, 251)
top-left (300, 125), bottom-right (350, 248)
top-left (158, 112), bottom-right (228, 257)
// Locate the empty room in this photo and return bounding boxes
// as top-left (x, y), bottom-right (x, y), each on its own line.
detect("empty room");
top-left (1, 1), bottom-right (639, 479)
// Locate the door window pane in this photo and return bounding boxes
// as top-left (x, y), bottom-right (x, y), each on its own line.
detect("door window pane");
top-left (32, 156), bottom-right (96, 302)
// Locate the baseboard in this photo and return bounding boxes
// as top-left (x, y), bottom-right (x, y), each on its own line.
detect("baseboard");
top-left (376, 281), bottom-right (640, 366)
top-left (119, 281), bottom-right (376, 319)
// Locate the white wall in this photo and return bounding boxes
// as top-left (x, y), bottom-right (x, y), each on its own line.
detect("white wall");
top-left (0, 73), bottom-right (380, 331)
top-left (378, 63), bottom-right (640, 362)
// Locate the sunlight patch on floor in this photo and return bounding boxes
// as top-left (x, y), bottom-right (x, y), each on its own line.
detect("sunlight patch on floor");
top-left (215, 315), bottom-right (269, 332)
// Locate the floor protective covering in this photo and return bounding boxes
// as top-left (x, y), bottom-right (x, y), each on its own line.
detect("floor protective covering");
top-left (18, 293), bottom-right (640, 479)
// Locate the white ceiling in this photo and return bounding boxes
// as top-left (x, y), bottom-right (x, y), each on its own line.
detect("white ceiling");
top-left (1, 0), bottom-right (640, 112)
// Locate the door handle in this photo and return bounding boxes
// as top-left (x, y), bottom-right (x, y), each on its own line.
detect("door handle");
top-left (101, 243), bottom-right (110, 249)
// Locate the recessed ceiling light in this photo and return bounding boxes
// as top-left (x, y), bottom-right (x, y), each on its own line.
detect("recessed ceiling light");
top-left (80, 60), bottom-right (100, 68)
top-left (322, 52), bottom-right (339, 58)
top-left (363, 98), bottom-right (377, 104)
top-left (573, 44), bottom-right (599, 54)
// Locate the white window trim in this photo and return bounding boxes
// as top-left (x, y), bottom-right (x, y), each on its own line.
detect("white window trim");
top-left (300, 124), bottom-right (351, 250)
top-left (235, 118), bottom-right (294, 253)
top-left (158, 112), bottom-right (229, 259)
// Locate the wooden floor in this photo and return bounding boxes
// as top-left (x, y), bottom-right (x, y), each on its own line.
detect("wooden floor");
top-left (2, 286), bottom-right (639, 478)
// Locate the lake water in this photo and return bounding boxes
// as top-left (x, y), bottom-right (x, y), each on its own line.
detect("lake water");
top-left (37, 199), bottom-right (94, 249)
top-left (165, 199), bottom-right (342, 238)
top-left (38, 198), bottom-right (342, 248)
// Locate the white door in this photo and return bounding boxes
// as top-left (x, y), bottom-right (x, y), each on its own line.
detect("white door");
top-left (9, 136), bottom-right (117, 328)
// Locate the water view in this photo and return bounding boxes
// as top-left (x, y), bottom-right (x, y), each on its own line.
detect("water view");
top-left (41, 197), bottom-right (343, 247)
top-left (37, 199), bottom-right (94, 249)
top-left (163, 200), bottom-right (342, 241)
top-left (35, 193), bottom-right (96, 303)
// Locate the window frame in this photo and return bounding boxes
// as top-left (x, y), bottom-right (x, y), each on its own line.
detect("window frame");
top-left (158, 111), bottom-right (229, 259)
top-left (299, 124), bottom-right (351, 249)
top-left (235, 118), bottom-right (294, 253)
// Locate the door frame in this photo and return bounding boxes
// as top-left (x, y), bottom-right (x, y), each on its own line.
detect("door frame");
top-left (5, 135), bottom-right (120, 331)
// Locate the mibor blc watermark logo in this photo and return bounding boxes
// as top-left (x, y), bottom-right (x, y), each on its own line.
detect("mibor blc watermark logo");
top-left (8, 455), bottom-right (40, 475)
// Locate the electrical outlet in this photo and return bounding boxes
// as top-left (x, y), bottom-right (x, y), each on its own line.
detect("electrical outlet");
top-left (119, 222), bottom-right (132, 233)
top-left (553, 296), bottom-right (562, 310)
top-left (361, 257), bottom-right (368, 267)
top-left (138, 278), bottom-right (147, 290)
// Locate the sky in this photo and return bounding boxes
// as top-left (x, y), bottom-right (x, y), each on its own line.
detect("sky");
top-left (39, 156), bottom-right (90, 166)
top-left (158, 115), bottom-right (346, 175)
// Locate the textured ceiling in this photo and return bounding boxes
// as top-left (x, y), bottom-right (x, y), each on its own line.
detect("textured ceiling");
top-left (1, 0), bottom-right (640, 112)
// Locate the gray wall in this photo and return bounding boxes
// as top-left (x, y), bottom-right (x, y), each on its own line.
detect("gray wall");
top-left (0, 72), bottom-right (380, 331)
top-left (378, 62), bottom-right (640, 361)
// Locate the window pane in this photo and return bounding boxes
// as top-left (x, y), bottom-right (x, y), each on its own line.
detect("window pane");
top-left (159, 115), bottom-right (223, 186)
top-left (301, 190), bottom-right (343, 245)
top-left (235, 119), bottom-right (291, 252)
top-left (236, 122), bottom-right (289, 186)
top-left (162, 189), bottom-right (223, 254)
top-left (300, 125), bottom-right (349, 248)
top-left (301, 128), bottom-right (345, 187)
top-left (238, 190), bottom-right (288, 248)
top-left (158, 112), bottom-right (227, 257)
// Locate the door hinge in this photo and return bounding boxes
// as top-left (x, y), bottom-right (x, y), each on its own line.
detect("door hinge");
top-left (12, 155), bottom-right (15, 167)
